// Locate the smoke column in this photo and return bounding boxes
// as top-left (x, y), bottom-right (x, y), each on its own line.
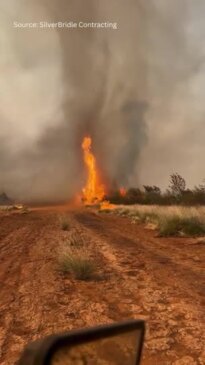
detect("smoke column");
top-left (0, 0), bottom-right (205, 203)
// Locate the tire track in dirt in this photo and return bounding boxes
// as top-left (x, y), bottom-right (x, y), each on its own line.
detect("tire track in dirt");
top-left (75, 212), bottom-right (205, 298)
top-left (0, 228), bottom-right (37, 362)
top-left (0, 212), bottom-right (59, 365)
top-left (0, 210), bottom-right (120, 364)
top-left (74, 211), bottom-right (205, 365)
top-left (0, 209), bottom-right (204, 365)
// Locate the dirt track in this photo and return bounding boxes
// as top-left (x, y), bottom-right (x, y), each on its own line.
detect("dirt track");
top-left (0, 208), bottom-right (204, 365)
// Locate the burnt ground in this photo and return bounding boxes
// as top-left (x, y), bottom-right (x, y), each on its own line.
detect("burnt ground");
top-left (0, 208), bottom-right (204, 365)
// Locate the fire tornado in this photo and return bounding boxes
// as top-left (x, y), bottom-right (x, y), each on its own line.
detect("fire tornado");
top-left (81, 136), bottom-right (105, 204)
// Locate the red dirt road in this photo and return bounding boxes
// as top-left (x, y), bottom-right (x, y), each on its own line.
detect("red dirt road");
top-left (0, 208), bottom-right (204, 365)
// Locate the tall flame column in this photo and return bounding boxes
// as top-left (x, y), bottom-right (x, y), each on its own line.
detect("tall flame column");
top-left (81, 136), bottom-right (105, 204)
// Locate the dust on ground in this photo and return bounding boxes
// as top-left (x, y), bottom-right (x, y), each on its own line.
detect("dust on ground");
top-left (0, 207), bottom-right (204, 365)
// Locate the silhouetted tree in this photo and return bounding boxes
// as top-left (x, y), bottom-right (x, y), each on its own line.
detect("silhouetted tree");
top-left (169, 173), bottom-right (186, 196)
top-left (126, 188), bottom-right (144, 204)
top-left (144, 185), bottom-right (161, 195)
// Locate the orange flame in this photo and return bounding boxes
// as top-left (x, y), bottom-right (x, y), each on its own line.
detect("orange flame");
top-left (119, 187), bottom-right (127, 197)
top-left (100, 200), bottom-right (116, 210)
top-left (82, 136), bottom-right (105, 204)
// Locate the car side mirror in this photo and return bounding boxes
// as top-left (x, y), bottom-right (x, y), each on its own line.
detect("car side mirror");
top-left (17, 320), bottom-right (145, 365)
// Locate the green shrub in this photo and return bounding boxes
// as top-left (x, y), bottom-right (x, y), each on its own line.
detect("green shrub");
top-left (180, 217), bottom-right (205, 236)
top-left (58, 248), bottom-right (96, 280)
top-left (159, 216), bottom-right (205, 237)
top-left (159, 216), bottom-right (181, 236)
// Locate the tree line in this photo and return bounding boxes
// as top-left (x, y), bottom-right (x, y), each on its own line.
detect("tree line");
top-left (106, 173), bottom-right (205, 205)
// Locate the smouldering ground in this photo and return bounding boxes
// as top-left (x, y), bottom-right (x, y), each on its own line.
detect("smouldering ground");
top-left (0, 207), bottom-right (204, 365)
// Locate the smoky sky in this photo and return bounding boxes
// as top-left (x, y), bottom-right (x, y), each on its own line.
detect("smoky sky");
top-left (0, 0), bottom-right (205, 203)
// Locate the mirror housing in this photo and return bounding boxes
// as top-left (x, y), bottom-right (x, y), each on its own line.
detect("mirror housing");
top-left (17, 320), bottom-right (145, 365)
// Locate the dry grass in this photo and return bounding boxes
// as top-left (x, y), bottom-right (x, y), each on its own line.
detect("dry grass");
top-left (64, 233), bottom-right (85, 248)
top-left (116, 204), bottom-right (205, 217)
top-left (115, 205), bottom-right (205, 237)
top-left (58, 240), bottom-right (97, 280)
top-left (159, 216), bottom-right (205, 237)
top-left (59, 215), bottom-right (70, 231)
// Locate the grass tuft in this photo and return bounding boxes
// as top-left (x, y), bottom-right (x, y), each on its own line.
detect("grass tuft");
top-left (59, 216), bottom-right (70, 231)
top-left (58, 247), bottom-right (96, 280)
top-left (66, 234), bottom-right (85, 248)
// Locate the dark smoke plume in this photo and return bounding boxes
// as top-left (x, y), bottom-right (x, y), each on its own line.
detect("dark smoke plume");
top-left (0, 0), bottom-right (205, 202)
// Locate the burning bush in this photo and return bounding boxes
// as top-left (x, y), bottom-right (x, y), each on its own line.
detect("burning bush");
top-left (107, 187), bottom-right (144, 205)
top-left (105, 173), bottom-right (205, 207)
top-left (79, 136), bottom-right (205, 208)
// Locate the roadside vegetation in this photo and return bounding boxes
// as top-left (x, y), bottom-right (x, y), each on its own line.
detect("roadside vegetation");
top-left (99, 173), bottom-right (205, 237)
top-left (113, 205), bottom-right (205, 237)
top-left (106, 173), bottom-right (205, 206)
top-left (158, 216), bottom-right (205, 237)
